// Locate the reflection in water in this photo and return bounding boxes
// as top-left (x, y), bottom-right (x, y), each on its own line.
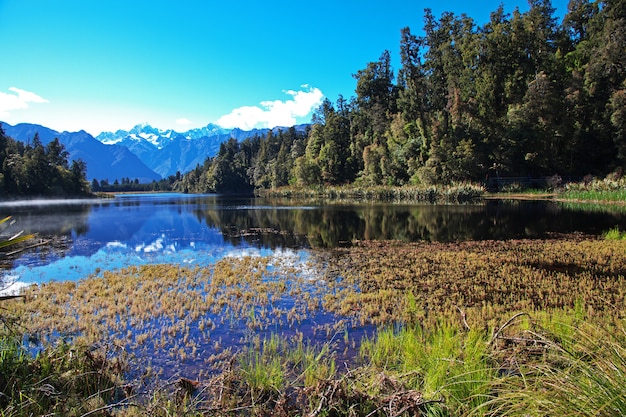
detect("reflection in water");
top-left (2, 194), bottom-right (626, 287)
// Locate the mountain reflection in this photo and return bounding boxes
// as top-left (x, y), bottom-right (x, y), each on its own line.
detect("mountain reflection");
top-left (3, 194), bottom-right (626, 285)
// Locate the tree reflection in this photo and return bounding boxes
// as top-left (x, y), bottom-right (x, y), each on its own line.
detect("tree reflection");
top-left (190, 199), bottom-right (626, 248)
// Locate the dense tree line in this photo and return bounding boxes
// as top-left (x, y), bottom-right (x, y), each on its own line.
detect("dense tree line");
top-left (91, 174), bottom-right (181, 193)
top-left (175, 128), bottom-right (309, 193)
top-left (0, 127), bottom-right (90, 197)
top-left (180, 0), bottom-right (626, 193)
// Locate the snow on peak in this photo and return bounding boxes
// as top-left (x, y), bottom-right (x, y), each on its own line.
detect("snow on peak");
top-left (96, 122), bottom-right (233, 147)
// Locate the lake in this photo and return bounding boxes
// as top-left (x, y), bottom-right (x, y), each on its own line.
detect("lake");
top-left (2, 193), bottom-right (626, 290)
top-left (3, 193), bottom-right (626, 380)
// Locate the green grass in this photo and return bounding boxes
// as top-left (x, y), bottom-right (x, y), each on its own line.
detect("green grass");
top-left (561, 175), bottom-right (626, 203)
top-left (482, 321), bottom-right (626, 417)
top-left (0, 334), bottom-right (127, 416)
top-left (603, 226), bottom-right (626, 240)
top-left (359, 322), bottom-right (497, 416)
top-left (562, 189), bottom-right (626, 202)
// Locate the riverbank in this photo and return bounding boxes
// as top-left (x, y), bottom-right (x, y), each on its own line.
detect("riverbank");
top-left (2, 235), bottom-right (625, 415)
top-left (256, 176), bottom-right (626, 206)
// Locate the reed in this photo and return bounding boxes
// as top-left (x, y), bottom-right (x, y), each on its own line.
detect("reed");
top-left (562, 175), bottom-right (626, 203)
top-left (258, 182), bottom-right (486, 203)
top-left (478, 319), bottom-right (626, 417)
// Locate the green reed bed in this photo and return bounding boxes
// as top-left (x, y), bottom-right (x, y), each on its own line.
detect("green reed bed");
top-left (3, 236), bottom-right (626, 415)
top-left (562, 176), bottom-right (626, 203)
top-left (258, 182), bottom-right (486, 204)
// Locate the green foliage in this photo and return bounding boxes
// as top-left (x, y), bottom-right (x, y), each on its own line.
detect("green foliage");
top-left (0, 128), bottom-right (90, 197)
top-left (179, 1), bottom-right (625, 192)
top-left (0, 336), bottom-right (126, 416)
top-left (603, 226), bottom-right (626, 240)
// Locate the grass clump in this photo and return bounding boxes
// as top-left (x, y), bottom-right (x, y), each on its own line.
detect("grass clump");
top-left (482, 319), bottom-right (626, 417)
top-left (0, 335), bottom-right (127, 416)
top-left (603, 226), bottom-right (626, 240)
top-left (359, 323), bottom-right (496, 416)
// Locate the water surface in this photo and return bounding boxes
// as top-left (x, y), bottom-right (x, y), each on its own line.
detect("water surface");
top-left (2, 193), bottom-right (626, 289)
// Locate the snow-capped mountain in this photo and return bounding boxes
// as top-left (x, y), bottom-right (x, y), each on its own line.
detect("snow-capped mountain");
top-left (96, 123), bottom-right (231, 149)
top-left (1, 122), bottom-right (162, 183)
top-left (95, 123), bottom-right (310, 178)
top-left (2, 120), bottom-right (310, 182)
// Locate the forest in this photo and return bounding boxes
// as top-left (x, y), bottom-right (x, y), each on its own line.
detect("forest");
top-left (0, 129), bottom-right (90, 197)
top-left (176, 0), bottom-right (626, 194)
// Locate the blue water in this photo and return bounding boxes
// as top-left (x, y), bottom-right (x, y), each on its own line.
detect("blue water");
top-left (1, 194), bottom-right (282, 288)
top-left (3, 193), bottom-right (626, 289)
top-left (4, 193), bottom-right (626, 378)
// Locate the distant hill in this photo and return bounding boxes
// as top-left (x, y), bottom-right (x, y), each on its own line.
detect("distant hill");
top-left (1, 123), bottom-right (161, 183)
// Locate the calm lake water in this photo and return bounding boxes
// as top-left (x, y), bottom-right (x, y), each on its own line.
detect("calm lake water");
top-left (2, 192), bottom-right (626, 289)
top-left (2, 193), bottom-right (626, 378)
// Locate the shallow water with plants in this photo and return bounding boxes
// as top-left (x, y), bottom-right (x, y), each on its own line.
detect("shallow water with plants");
top-left (2, 193), bottom-right (626, 415)
top-left (3, 193), bottom-right (626, 289)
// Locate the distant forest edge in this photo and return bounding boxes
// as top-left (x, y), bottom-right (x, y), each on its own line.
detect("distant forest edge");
top-left (2, 0), bottom-right (626, 198)
top-left (0, 131), bottom-right (91, 197)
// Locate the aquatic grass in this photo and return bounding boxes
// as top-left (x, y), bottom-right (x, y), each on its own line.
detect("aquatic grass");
top-left (603, 226), bottom-right (626, 240)
top-left (4, 236), bottom-right (626, 415)
top-left (480, 320), bottom-right (626, 417)
top-left (239, 349), bottom-right (286, 404)
top-left (319, 238), bottom-right (626, 328)
top-left (359, 322), bottom-right (497, 415)
top-left (5, 254), bottom-right (327, 379)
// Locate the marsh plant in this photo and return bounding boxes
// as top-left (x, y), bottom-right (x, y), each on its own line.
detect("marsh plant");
top-left (562, 174), bottom-right (626, 202)
top-left (258, 182), bottom-right (486, 204)
top-left (2, 235), bottom-right (626, 415)
top-left (480, 319), bottom-right (626, 417)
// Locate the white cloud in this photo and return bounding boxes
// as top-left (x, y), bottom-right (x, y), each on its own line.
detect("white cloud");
top-left (0, 87), bottom-right (49, 117)
top-left (217, 85), bottom-right (324, 130)
top-left (176, 117), bottom-right (192, 125)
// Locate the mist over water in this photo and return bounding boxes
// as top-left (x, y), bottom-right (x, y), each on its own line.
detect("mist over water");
top-left (0, 198), bottom-right (105, 208)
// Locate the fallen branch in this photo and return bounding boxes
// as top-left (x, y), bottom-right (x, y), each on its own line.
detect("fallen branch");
top-left (489, 312), bottom-right (532, 346)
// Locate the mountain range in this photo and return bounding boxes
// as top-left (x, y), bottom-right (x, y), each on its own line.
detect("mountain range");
top-left (1, 121), bottom-right (309, 182)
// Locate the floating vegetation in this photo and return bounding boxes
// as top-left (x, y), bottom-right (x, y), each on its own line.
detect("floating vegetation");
top-left (7, 251), bottom-right (345, 381)
top-left (318, 237), bottom-right (626, 328)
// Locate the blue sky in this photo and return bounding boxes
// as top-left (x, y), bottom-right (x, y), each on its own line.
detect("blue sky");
top-left (0, 0), bottom-right (569, 136)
